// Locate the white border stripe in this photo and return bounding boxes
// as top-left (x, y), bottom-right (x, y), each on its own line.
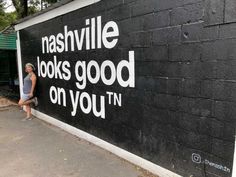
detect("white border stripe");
top-left (16, 31), bottom-right (23, 96)
top-left (232, 136), bottom-right (236, 177)
top-left (14, 0), bottom-right (100, 31)
top-left (31, 109), bottom-right (181, 177)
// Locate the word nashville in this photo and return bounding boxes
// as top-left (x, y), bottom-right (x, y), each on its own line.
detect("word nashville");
top-left (42, 16), bottom-right (119, 53)
top-left (37, 16), bottom-right (135, 119)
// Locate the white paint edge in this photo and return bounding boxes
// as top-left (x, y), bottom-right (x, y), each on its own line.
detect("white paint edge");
top-left (30, 108), bottom-right (181, 177)
top-left (16, 31), bottom-right (23, 97)
top-left (232, 136), bottom-right (236, 177)
top-left (15, 0), bottom-right (100, 31)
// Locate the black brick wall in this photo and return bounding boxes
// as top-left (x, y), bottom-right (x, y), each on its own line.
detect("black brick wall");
top-left (19, 0), bottom-right (236, 176)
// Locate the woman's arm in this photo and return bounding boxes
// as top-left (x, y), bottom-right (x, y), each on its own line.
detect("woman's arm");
top-left (29, 74), bottom-right (37, 98)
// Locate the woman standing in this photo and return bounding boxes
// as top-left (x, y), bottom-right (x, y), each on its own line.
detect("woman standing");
top-left (18, 63), bottom-right (38, 120)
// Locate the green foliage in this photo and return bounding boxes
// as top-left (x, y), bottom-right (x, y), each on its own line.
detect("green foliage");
top-left (0, 0), bottom-right (58, 31)
top-left (0, 0), bottom-right (17, 31)
top-left (0, 0), bottom-right (5, 15)
top-left (0, 12), bottom-right (17, 31)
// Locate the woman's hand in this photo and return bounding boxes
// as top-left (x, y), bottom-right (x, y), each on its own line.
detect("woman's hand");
top-left (29, 93), bottom-right (33, 98)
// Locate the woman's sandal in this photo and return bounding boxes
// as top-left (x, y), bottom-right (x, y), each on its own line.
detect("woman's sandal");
top-left (21, 116), bottom-right (33, 121)
top-left (32, 97), bottom-right (38, 106)
top-left (27, 117), bottom-right (33, 120)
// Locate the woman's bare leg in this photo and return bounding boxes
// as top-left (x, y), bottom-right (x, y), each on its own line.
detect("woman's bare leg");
top-left (18, 99), bottom-right (33, 106)
top-left (18, 99), bottom-right (32, 119)
top-left (25, 104), bottom-right (31, 118)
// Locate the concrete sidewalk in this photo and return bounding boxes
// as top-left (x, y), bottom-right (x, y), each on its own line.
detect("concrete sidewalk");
top-left (0, 106), bottom-right (154, 177)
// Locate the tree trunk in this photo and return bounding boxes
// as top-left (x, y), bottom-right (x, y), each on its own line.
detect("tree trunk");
top-left (21, 0), bottom-right (28, 17)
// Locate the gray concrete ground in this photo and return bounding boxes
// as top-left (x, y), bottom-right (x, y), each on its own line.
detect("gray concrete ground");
top-left (0, 105), bottom-right (153, 177)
